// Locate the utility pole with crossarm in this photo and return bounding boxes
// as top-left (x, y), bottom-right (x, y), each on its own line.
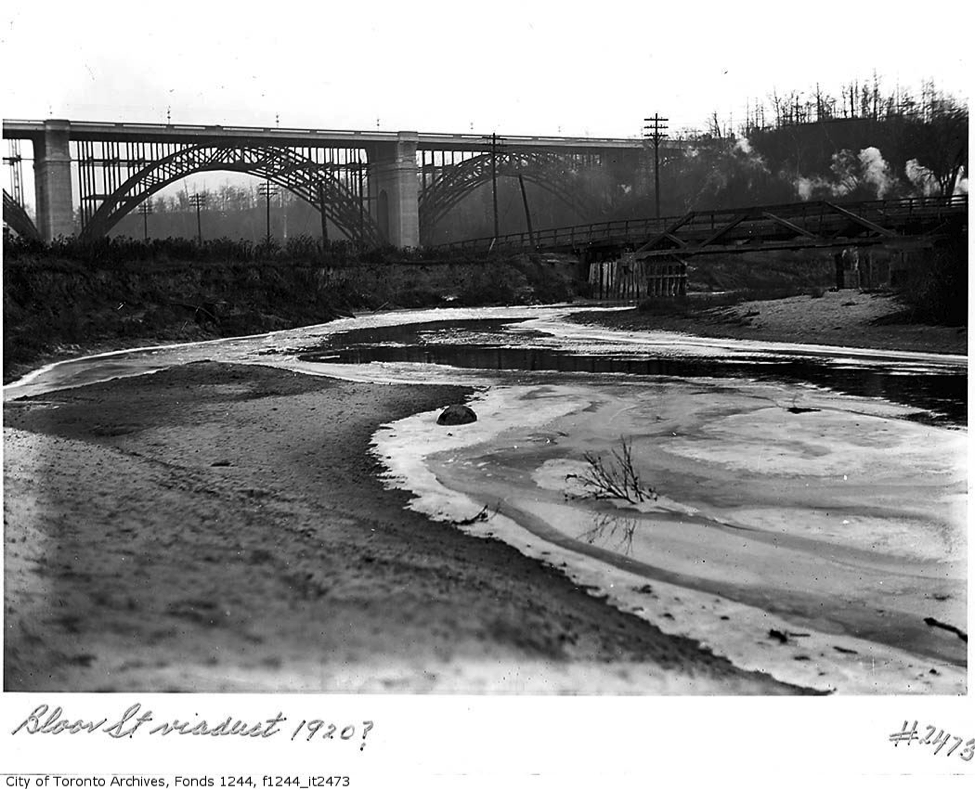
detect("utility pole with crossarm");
top-left (258, 179), bottom-right (278, 243)
top-left (485, 133), bottom-right (504, 243)
top-left (137, 200), bottom-right (153, 241)
top-left (644, 114), bottom-right (668, 218)
top-left (190, 192), bottom-right (206, 245)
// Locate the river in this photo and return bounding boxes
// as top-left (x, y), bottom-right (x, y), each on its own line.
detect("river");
top-left (4, 304), bottom-right (967, 694)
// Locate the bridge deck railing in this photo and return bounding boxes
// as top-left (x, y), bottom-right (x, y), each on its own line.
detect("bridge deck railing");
top-left (435, 195), bottom-right (968, 253)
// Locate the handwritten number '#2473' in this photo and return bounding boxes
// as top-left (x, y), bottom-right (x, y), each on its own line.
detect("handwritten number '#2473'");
top-left (890, 721), bottom-right (975, 760)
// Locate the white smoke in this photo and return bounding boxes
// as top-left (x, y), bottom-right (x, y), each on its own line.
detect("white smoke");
top-left (736, 138), bottom-right (769, 174)
top-left (954, 166), bottom-right (968, 195)
top-left (826, 150), bottom-right (859, 197)
top-left (796, 147), bottom-right (896, 201)
top-left (905, 158), bottom-right (938, 196)
top-left (735, 137), bottom-right (754, 155)
top-left (857, 147), bottom-right (894, 198)
top-left (795, 175), bottom-right (829, 200)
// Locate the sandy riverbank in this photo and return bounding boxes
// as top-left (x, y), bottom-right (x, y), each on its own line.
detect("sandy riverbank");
top-left (570, 290), bottom-right (967, 357)
top-left (3, 361), bottom-right (812, 693)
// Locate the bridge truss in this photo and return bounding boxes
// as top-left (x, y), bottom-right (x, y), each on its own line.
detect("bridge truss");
top-left (436, 196), bottom-right (969, 258)
top-left (73, 139), bottom-right (383, 244)
top-left (417, 147), bottom-right (611, 244)
top-left (630, 198), bottom-right (969, 259)
top-left (2, 140), bottom-right (39, 239)
top-left (2, 121), bottom-right (652, 246)
top-left (3, 188), bottom-right (39, 240)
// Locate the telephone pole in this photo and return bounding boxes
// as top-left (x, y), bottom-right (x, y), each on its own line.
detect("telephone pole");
top-left (190, 192), bottom-right (206, 245)
top-left (485, 133), bottom-right (504, 242)
top-left (643, 114), bottom-right (668, 218)
top-left (258, 179), bottom-right (277, 242)
top-left (518, 174), bottom-right (536, 249)
top-left (137, 200), bottom-right (153, 241)
top-left (317, 183), bottom-right (329, 243)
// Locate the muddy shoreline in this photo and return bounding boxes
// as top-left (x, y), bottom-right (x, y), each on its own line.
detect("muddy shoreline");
top-left (570, 290), bottom-right (967, 357)
top-left (3, 361), bottom-right (814, 693)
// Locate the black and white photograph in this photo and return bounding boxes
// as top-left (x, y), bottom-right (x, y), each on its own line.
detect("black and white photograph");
top-left (1, 0), bottom-right (970, 785)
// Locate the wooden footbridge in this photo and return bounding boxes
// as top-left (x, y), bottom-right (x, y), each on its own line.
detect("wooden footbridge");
top-left (437, 195), bottom-right (968, 259)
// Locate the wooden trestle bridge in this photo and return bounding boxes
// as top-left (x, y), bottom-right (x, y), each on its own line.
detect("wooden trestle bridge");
top-left (436, 195), bottom-right (968, 260)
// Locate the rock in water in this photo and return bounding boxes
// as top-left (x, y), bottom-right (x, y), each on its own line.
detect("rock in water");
top-left (437, 404), bottom-right (477, 425)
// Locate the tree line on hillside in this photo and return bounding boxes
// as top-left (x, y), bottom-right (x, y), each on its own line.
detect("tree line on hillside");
top-left (620, 78), bottom-right (968, 218)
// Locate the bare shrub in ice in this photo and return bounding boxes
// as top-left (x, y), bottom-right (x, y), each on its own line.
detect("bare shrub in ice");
top-left (566, 437), bottom-right (658, 504)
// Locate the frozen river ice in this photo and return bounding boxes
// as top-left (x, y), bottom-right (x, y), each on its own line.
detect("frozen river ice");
top-left (5, 305), bottom-right (967, 693)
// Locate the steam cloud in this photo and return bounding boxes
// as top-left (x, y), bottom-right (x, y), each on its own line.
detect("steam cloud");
top-left (735, 138), bottom-right (754, 155)
top-left (794, 146), bottom-right (896, 200)
top-left (856, 147), bottom-right (894, 198)
top-left (905, 158), bottom-right (938, 196)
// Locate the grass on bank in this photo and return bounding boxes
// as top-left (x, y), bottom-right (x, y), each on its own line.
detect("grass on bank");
top-left (632, 240), bottom-right (967, 327)
top-left (1, 234), bottom-right (577, 382)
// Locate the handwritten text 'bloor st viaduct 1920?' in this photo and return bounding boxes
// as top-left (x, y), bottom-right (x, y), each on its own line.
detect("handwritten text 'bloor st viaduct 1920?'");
top-left (10, 703), bottom-right (375, 748)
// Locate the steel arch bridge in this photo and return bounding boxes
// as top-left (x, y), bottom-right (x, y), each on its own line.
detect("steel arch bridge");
top-left (79, 144), bottom-right (384, 245)
top-left (3, 119), bottom-right (651, 245)
top-left (418, 150), bottom-right (606, 243)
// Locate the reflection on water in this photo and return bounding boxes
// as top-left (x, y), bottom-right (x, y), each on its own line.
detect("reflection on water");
top-left (300, 320), bottom-right (967, 426)
top-left (376, 374), bottom-right (967, 693)
top-left (310, 311), bottom-right (968, 692)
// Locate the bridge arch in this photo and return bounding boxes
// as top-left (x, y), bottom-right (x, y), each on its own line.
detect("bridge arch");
top-left (80, 144), bottom-right (384, 246)
top-left (3, 189), bottom-right (40, 241)
top-left (419, 151), bottom-right (605, 242)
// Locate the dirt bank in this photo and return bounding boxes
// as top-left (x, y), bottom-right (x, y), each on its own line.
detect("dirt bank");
top-left (571, 290), bottom-right (967, 356)
top-left (3, 361), bottom-right (813, 693)
top-left (2, 252), bottom-right (576, 384)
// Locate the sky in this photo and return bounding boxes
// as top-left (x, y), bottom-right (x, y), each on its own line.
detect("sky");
top-left (1, 0), bottom-right (969, 139)
top-left (0, 0), bottom-right (970, 206)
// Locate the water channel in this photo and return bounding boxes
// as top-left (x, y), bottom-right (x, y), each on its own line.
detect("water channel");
top-left (5, 305), bottom-right (967, 694)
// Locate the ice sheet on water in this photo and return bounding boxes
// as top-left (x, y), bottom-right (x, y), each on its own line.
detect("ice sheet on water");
top-left (372, 378), bottom-right (967, 694)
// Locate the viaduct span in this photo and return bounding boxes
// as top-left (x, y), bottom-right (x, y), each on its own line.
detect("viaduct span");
top-left (2, 119), bottom-right (652, 246)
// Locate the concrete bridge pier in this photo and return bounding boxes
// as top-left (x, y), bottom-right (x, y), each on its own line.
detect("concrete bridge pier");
top-left (34, 120), bottom-right (75, 241)
top-left (369, 132), bottom-right (419, 247)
